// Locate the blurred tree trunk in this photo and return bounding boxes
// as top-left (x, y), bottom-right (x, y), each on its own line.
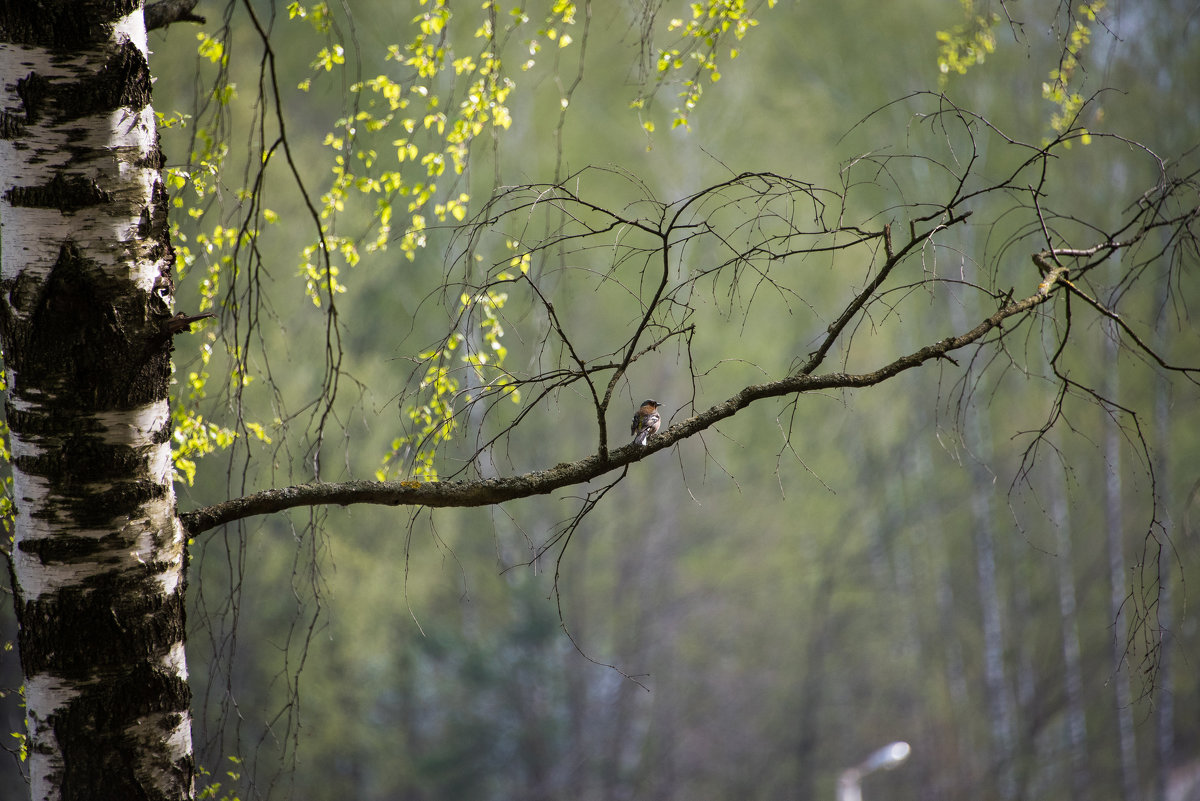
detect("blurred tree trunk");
top-left (789, 575), bottom-right (836, 801)
top-left (560, 522), bottom-right (596, 798)
top-left (1153, 277), bottom-right (1174, 801)
top-left (950, 265), bottom-right (1018, 800)
top-left (1050, 471), bottom-right (1089, 799)
top-left (1104, 322), bottom-right (1140, 801)
top-left (0, 4), bottom-right (194, 800)
top-left (967, 437), bottom-right (1017, 801)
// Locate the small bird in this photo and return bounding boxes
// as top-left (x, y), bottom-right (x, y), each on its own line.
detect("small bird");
top-left (631, 399), bottom-right (662, 446)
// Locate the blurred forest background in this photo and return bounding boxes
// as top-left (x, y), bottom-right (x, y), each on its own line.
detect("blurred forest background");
top-left (3, 1), bottom-right (1200, 800)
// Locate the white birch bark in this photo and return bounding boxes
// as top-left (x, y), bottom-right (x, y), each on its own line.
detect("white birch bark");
top-left (0, 4), bottom-right (194, 799)
top-left (1103, 319), bottom-right (1140, 801)
top-left (948, 254), bottom-right (1017, 800)
top-left (1050, 472), bottom-right (1089, 799)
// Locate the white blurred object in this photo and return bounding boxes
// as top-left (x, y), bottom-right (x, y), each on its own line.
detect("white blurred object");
top-left (837, 741), bottom-right (911, 801)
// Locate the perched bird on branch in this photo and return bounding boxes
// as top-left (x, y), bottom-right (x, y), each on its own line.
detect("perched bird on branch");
top-left (631, 399), bottom-right (662, 446)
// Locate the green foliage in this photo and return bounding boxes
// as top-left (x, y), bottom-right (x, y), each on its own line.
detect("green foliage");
top-left (1042, 1), bottom-right (1105, 144)
top-left (4, 679), bottom-right (25, 764)
top-left (156, 98), bottom-right (273, 485)
top-left (196, 756), bottom-right (246, 801)
top-left (935, 0), bottom-right (1107, 144)
top-left (196, 32), bottom-right (229, 68)
top-left (300, 0), bottom-right (522, 276)
top-left (634, 0), bottom-right (776, 131)
top-left (377, 284), bottom-right (519, 481)
top-left (934, 0), bottom-right (998, 84)
top-left (171, 340), bottom-right (270, 487)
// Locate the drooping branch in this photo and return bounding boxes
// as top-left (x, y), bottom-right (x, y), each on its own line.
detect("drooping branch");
top-left (180, 265), bottom-right (1064, 537)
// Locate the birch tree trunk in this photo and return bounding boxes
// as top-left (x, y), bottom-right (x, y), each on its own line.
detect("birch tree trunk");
top-left (0, 3), bottom-right (194, 800)
top-left (950, 264), bottom-right (1017, 800)
top-left (1103, 321), bottom-right (1139, 801)
top-left (1153, 270), bottom-right (1174, 801)
top-left (1050, 474), bottom-right (1089, 799)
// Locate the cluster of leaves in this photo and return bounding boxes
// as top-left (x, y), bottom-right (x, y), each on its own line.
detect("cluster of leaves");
top-left (286, 1), bottom-right (553, 478)
top-left (935, 0), bottom-right (1106, 144)
top-left (157, 99), bottom-right (274, 485)
top-left (171, 338), bottom-right (270, 487)
top-left (291, 0), bottom-right (526, 279)
top-left (633, 0), bottom-right (777, 132)
top-left (377, 271), bottom-right (522, 482)
top-left (1042, 1), bottom-right (1105, 142)
top-left (196, 756), bottom-right (246, 801)
top-left (294, 0), bottom-right (779, 277)
top-left (934, 0), bottom-right (999, 84)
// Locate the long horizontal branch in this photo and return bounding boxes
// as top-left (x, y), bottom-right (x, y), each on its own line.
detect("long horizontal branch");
top-left (179, 272), bottom-right (1059, 537)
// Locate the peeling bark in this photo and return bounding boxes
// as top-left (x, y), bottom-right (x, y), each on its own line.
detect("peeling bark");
top-left (0, 3), bottom-right (194, 800)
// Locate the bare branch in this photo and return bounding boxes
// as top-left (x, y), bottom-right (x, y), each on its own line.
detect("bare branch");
top-left (181, 266), bottom-right (1066, 537)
